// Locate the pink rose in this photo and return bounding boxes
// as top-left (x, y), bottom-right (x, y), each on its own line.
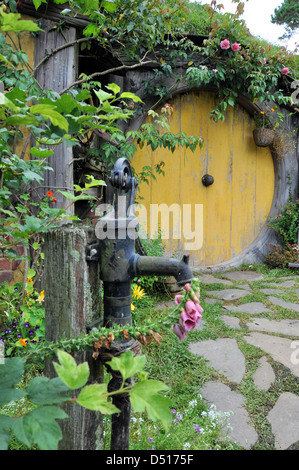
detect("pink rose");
top-left (173, 323), bottom-right (187, 342)
top-left (281, 67), bottom-right (289, 75)
top-left (231, 42), bottom-right (240, 51)
top-left (220, 39), bottom-right (230, 50)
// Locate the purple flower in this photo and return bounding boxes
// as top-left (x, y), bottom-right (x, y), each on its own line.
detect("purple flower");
top-left (29, 330), bottom-right (34, 336)
top-left (173, 323), bottom-right (187, 342)
top-left (193, 424), bottom-right (203, 434)
top-left (24, 322), bottom-right (29, 328)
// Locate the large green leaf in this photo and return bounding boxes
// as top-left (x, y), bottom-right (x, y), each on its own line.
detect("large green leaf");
top-left (11, 406), bottom-right (68, 450)
top-left (77, 384), bottom-right (119, 414)
top-left (53, 350), bottom-right (89, 390)
top-left (130, 380), bottom-right (172, 430)
top-left (30, 104), bottom-right (68, 132)
top-left (0, 415), bottom-right (14, 450)
top-left (0, 357), bottom-right (26, 406)
top-left (109, 350), bottom-right (146, 382)
top-left (26, 377), bottom-right (70, 405)
top-left (0, 12), bottom-right (42, 32)
top-left (101, 0), bottom-right (117, 13)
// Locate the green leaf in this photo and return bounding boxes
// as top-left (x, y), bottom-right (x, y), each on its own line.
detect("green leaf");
top-left (0, 92), bottom-right (19, 112)
top-left (106, 83), bottom-right (120, 95)
top-left (11, 406), bottom-right (68, 450)
top-left (0, 415), bottom-right (14, 450)
top-left (30, 104), bottom-right (68, 132)
top-left (101, 0), bottom-right (117, 13)
top-left (0, 357), bottom-right (26, 406)
top-left (53, 350), bottom-right (89, 390)
top-left (30, 147), bottom-right (54, 159)
top-left (0, 12), bottom-right (42, 32)
top-left (57, 190), bottom-right (75, 200)
top-left (94, 88), bottom-right (113, 103)
top-left (108, 350), bottom-right (146, 382)
top-left (77, 384), bottom-right (119, 414)
top-left (120, 92), bottom-right (143, 103)
top-left (130, 380), bottom-right (172, 430)
top-left (26, 377), bottom-right (70, 405)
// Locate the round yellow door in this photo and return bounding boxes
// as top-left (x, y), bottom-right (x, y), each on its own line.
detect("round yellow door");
top-left (132, 91), bottom-right (274, 267)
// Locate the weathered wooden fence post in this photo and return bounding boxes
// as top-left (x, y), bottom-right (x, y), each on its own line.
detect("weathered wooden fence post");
top-left (44, 224), bottom-right (103, 450)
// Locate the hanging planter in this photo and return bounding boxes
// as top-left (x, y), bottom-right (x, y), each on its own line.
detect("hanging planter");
top-left (253, 128), bottom-right (275, 147)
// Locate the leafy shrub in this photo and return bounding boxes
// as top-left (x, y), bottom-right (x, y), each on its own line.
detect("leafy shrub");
top-left (267, 196), bottom-right (299, 246)
top-left (0, 279), bottom-right (45, 357)
top-left (264, 243), bottom-right (298, 268)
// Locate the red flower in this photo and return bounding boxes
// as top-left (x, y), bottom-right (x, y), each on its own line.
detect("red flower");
top-left (52, 197), bottom-right (57, 202)
top-left (47, 191), bottom-right (53, 197)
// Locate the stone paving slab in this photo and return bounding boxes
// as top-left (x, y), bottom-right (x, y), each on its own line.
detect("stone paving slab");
top-left (189, 338), bottom-right (246, 383)
top-left (247, 318), bottom-right (299, 337)
top-left (207, 289), bottom-right (251, 301)
top-left (267, 392), bottom-right (299, 450)
top-left (201, 382), bottom-right (258, 449)
top-left (222, 315), bottom-right (241, 330)
top-left (267, 296), bottom-right (299, 312)
top-left (244, 332), bottom-right (299, 377)
top-left (222, 271), bottom-right (264, 282)
top-left (259, 288), bottom-right (284, 295)
top-left (265, 280), bottom-right (296, 288)
top-left (222, 302), bottom-right (272, 314)
top-left (204, 298), bottom-right (223, 304)
top-left (197, 275), bottom-right (233, 286)
top-left (252, 356), bottom-right (275, 391)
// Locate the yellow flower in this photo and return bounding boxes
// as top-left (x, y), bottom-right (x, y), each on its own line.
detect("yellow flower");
top-left (19, 338), bottom-right (28, 347)
top-left (38, 290), bottom-right (45, 302)
top-left (27, 278), bottom-right (33, 284)
top-left (132, 285), bottom-right (145, 300)
top-left (131, 304), bottom-right (136, 311)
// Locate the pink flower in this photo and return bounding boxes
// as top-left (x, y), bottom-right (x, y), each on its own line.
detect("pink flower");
top-left (184, 283), bottom-right (191, 292)
top-left (185, 300), bottom-right (202, 323)
top-left (180, 310), bottom-right (197, 331)
top-left (212, 69), bottom-right (218, 73)
top-left (263, 58), bottom-right (266, 64)
top-left (173, 323), bottom-right (187, 342)
top-left (220, 39), bottom-right (230, 50)
top-left (175, 294), bottom-right (183, 305)
top-left (231, 42), bottom-right (240, 51)
top-left (281, 67), bottom-right (289, 75)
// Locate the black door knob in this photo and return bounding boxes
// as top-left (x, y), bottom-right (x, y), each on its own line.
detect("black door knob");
top-left (202, 174), bottom-right (214, 187)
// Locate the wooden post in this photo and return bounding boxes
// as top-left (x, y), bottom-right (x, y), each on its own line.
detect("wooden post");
top-left (44, 224), bottom-right (104, 450)
top-left (33, 20), bottom-right (77, 211)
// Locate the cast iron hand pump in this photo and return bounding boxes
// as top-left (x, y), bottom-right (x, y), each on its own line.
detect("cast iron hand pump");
top-left (87, 157), bottom-right (193, 450)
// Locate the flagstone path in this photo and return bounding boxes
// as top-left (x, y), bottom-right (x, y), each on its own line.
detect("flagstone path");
top-left (179, 271), bottom-right (299, 450)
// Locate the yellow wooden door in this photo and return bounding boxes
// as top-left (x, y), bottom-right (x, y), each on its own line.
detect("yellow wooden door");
top-left (132, 91), bottom-right (274, 267)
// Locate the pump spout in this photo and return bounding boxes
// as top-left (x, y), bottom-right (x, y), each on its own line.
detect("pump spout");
top-left (134, 253), bottom-right (193, 286)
